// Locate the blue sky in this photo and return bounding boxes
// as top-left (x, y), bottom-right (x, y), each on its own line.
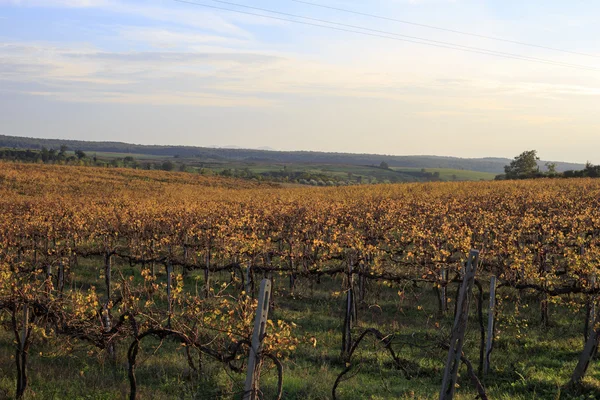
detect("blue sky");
top-left (1, 0), bottom-right (599, 162)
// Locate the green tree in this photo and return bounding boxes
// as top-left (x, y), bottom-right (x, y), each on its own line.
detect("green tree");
top-left (504, 150), bottom-right (540, 179)
top-left (379, 161), bottom-right (389, 169)
top-left (545, 162), bottom-right (557, 175)
top-left (161, 160), bottom-right (174, 171)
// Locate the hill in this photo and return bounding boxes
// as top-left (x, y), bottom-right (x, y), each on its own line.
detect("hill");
top-left (0, 135), bottom-right (584, 174)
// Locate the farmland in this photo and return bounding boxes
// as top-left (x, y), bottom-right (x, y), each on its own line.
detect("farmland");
top-left (1, 162), bottom-right (600, 399)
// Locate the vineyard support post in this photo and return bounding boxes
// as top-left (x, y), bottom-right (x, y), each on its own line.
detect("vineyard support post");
top-left (103, 251), bottom-right (115, 361)
top-left (45, 263), bottom-right (52, 293)
top-left (592, 276), bottom-right (597, 345)
top-left (476, 282), bottom-right (485, 376)
top-left (182, 243), bottom-right (188, 277)
top-left (166, 262), bottom-right (172, 328)
top-left (441, 268), bottom-right (448, 314)
top-left (150, 240), bottom-right (155, 277)
top-left (439, 249), bottom-right (479, 400)
top-left (16, 303), bottom-right (29, 399)
top-left (57, 261), bottom-right (65, 294)
top-left (484, 276), bottom-right (496, 375)
top-left (586, 275), bottom-right (597, 341)
top-left (540, 292), bottom-right (549, 326)
top-left (358, 253), bottom-right (368, 303)
top-left (267, 253), bottom-right (276, 311)
top-left (245, 261), bottom-right (254, 297)
top-left (289, 250), bottom-right (295, 292)
top-left (17, 244), bottom-right (22, 267)
top-left (243, 279), bottom-right (272, 400)
top-left (342, 260), bottom-right (354, 356)
top-left (571, 300), bottom-right (600, 385)
top-left (592, 275), bottom-right (597, 335)
top-left (351, 257), bottom-right (357, 323)
top-left (204, 251), bottom-right (210, 298)
top-left (104, 252), bottom-right (111, 302)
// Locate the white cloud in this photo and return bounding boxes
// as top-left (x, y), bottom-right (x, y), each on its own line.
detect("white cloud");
top-left (3, 38), bottom-right (600, 114)
top-left (1, 0), bottom-right (109, 7)
top-left (1, 0), bottom-right (283, 37)
top-left (116, 26), bottom-right (251, 49)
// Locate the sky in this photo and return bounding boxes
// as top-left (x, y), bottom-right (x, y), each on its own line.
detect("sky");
top-left (0, 0), bottom-right (599, 163)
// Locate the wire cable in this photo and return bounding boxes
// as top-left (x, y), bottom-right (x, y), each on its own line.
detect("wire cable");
top-left (291, 0), bottom-right (600, 59)
top-left (202, 0), bottom-right (600, 71)
top-left (172, 0), bottom-right (600, 72)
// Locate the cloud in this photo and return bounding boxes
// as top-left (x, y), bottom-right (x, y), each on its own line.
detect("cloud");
top-left (115, 26), bottom-right (251, 49)
top-left (64, 50), bottom-right (279, 64)
top-left (15, 89), bottom-right (276, 107)
top-left (2, 37), bottom-right (600, 113)
top-left (1, 0), bottom-right (109, 7)
top-left (0, 42), bottom-right (287, 106)
top-left (1, 0), bottom-right (282, 37)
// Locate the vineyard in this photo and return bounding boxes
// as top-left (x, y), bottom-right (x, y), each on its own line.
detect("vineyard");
top-left (1, 162), bottom-right (600, 399)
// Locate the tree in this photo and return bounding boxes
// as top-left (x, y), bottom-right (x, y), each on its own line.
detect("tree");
top-left (545, 162), bottom-right (557, 175)
top-left (379, 161), bottom-right (389, 170)
top-left (583, 162), bottom-right (600, 178)
top-left (504, 150), bottom-right (540, 179)
top-left (161, 161), bottom-right (174, 171)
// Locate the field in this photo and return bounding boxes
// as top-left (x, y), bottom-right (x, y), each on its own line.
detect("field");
top-left (1, 162), bottom-right (600, 399)
top-left (392, 167), bottom-right (497, 181)
top-left (0, 144), bottom-right (501, 185)
top-left (59, 150), bottom-right (496, 184)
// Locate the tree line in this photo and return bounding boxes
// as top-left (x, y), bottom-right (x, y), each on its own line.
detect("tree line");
top-left (496, 150), bottom-right (599, 180)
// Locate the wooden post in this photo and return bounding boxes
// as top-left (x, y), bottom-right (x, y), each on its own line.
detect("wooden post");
top-left (484, 276), bottom-right (496, 375)
top-left (16, 304), bottom-right (29, 399)
top-left (342, 259), bottom-right (354, 356)
top-left (591, 275), bottom-right (597, 336)
top-left (102, 251), bottom-right (113, 340)
top-left (57, 262), bottom-right (65, 294)
top-left (586, 275), bottom-right (597, 341)
top-left (358, 253), bottom-right (368, 303)
top-left (441, 268), bottom-right (448, 314)
top-left (439, 249), bottom-right (479, 400)
top-left (571, 303), bottom-right (600, 385)
top-left (243, 279), bottom-right (272, 400)
top-left (289, 251), bottom-right (296, 292)
top-left (21, 303), bottom-right (28, 354)
top-left (45, 263), bottom-right (52, 292)
top-left (245, 261), bottom-right (254, 297)
top-left (104, 252), bottom-right (112, 304)
top-left (150, 240), bottom-right (156, 277)
top-left (182, 243), bottom-right (188, 277)
top-left (204, 251), bottom-right (210, 298)
top-left (166, 262), bottom-right (172, 328)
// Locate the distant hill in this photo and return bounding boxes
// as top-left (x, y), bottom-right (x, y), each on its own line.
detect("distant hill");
top-left (0, 135), bottom-right (584, 173)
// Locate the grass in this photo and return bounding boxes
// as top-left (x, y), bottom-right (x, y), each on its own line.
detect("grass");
top-left (82, 151), bottom-right (168, 160)
top-left (2, 260), bottom-right (600, 399)
top-left (82, 150), bottom-right (494, 184)
top-left (392, 167), bottom-right (497, 181)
